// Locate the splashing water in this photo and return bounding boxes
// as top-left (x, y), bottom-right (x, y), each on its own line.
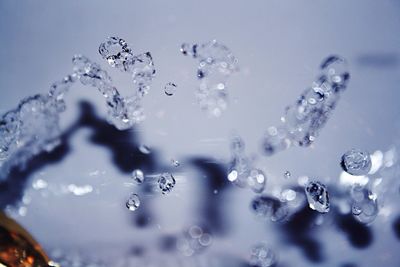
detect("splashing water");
top-left (181, 40), bottom-right (238, 117)
top-left (0, 37), bottom-right (155, 180)
top-left (262, 55), bottom-right (350, 156)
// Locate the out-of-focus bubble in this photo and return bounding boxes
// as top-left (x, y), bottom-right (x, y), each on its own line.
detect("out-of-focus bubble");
top-left (247, 169), bottom-right (267, 194)
top-left (341, 149), bottom-right (372, 176)
top-left (171, 159), bottom-right (180, 167)
top-left (305, 181), bottom-right (330, 213)
top-left (249, 243), bottom-right (278, 267)
top-left (177, 225), bottom-right (213, 257)
top-left (250, 195), bottom-right (288, 223)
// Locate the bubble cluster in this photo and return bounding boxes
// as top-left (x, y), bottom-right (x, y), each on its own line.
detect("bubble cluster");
top-left (341, 149), bottom-right (372, 176)
top-left (227, 136), bottom-right (267, 193)
top-left (158, 172), bottom-right (176, 194)
top-left (350, 185), bottom-right (378, 224)
top-left (305, 181), bottom-right (330, 213)
top-left (176, 225), bottom-right (213, 256)
top-left (0, 37), bottom-right (156, 177)
top-left (249, 243), bottom-right (278, 267)
top-left (181, 40), bottom-right (238, 116)
top-left (262, 56), bottom-right (350, 156)
top-left (99, 37), bottom-right (156, 97)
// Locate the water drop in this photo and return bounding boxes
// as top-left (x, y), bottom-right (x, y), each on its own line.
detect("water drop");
top-left (284, 171), bottom-right (291, 179)
top-left (171, 159), bottom-right (180, 167)
top-left (164, 82), bottom-right (177, 96)
top-left (158, 172), bottom-right (176, 194)
top-left (126, 193), bottom-right (140, 211)
top-left (131, 169), bottom-right (144, 184)
top-left (341, 149), bottom-right (372, 176)
top-left (305, 181), bottom-right (330, 213)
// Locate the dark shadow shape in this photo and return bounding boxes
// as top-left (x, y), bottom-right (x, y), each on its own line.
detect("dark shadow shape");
top-left (393, 215), bottom-right (400, 240)
top-left (356, 53), bottom-right (399, 68)
top-left (0, 102), bottom-right (158, 230)
top-left (189, 157), bottom-right (231, 236)
top-left (335, 214), bottom-right (373, 248)
top-left (279, 206), bottom-right (325, 263)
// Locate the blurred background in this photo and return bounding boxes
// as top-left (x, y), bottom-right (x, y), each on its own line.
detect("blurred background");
top-left (0, 0), bottom-right (400, 266)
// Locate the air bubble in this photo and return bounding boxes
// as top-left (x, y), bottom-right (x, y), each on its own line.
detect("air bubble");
top-left (249, 243), bottom-right (278, 267)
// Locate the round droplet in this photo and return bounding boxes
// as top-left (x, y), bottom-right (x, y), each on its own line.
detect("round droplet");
top-left (158, 172), bottom-right (176, 194)
top-left (283, 171), bottom-right (291, 179)
top-left (164, 82), bottom-right (177, 96)
top-left (249, 243), bottom-right (277, 267)
top-left (351, 203), bottom-right (362, 216)
top-left (171, 159), bottom-right (180, 167)
top-left (131, 169), bottom-right (144, 184)
top-left (247, 169), bottom-right (266, 193)
top-left (126, 194), bottom-right (140, 211)
top-left (199, 233), bottom-right (213, 247)
top-left (341, 149), bottom-right (372, 176)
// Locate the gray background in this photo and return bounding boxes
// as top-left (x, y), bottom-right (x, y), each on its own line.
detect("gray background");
top-left (1, 1), bottom-right (400, 266)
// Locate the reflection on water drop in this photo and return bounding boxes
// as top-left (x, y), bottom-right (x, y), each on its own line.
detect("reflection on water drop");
top-left (126, 193), bottom-right (140, 211)
top-left (341, 149), bottom-right (372, 176)
top-left (131, 169), bottom-right (144, 184)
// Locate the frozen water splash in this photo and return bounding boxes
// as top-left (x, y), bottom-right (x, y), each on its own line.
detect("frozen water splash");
top-left (227, 135), bottom-right (267, 193)
top-left (262, 55), bottom-right (350, 156)
top-left (0, 37), bottom-right (155, 179)
top-left (181, 40), bottom-right (238, 117)
top-left (305, 181), bottom-right (330, 213)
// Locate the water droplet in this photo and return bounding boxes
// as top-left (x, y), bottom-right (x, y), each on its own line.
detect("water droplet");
top-left (352, 203), bottom-right (363, 216)
top-left (158, 172), bottom-right (176, 194)
top-left (249, 243), bottom-right (278, 267)
top-left (247, 169), bottom-right (267, 193)
top-left (139, 144), bottom-right (151, 154)
top-left (284, 171), bottom-right (291, 179)
top-left (171, 159), bottom-right (180, 167)
top-left (164, 82), bottom-right (177, 96)
top-left (305, 181), bottom-right (330, 213)
top-left (341, 149), bottom-right (372, 176)
top-left (126, 193), bottom-right (140, 211)
top-left (131, 169), bottom-right (144, 184)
